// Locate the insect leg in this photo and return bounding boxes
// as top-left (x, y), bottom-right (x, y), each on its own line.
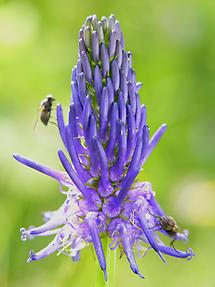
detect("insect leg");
top-left (49, 121), bottom-right (58, 127)
top-left (170, 238), bottom-right (179, 253)
top-left (147, 208), bottom-right (160, 219)
top-left (148, 223), bottom-right (161, 230)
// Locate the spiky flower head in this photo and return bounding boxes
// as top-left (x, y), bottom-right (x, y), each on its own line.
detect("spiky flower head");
top-left (14, 14), bottom-right (194, 280)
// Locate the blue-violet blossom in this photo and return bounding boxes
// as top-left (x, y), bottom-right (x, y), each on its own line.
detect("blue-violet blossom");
top-left (14, 14), bottom-right (194, 280)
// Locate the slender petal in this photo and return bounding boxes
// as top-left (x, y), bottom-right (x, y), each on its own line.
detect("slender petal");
top-left (120, 69), bottom-right (128, 102)
top-left (76, 59), bottom-right (82, 76)
top-left (106, 102), bottom-right (119, 161)
top-left (56, 104), bottom-right (66, 147)
top-left (93, 137), bottom-right (113, 197)
top-left (108, 30), bottom-right (117, 59)
top-left (141, 124), bottom-right (167, 165)
top-left (86, 213), bottom-right (107, 280)
top-left (128, 82), bottom-right (136, 114)
top-left (136, 82), bottom-right (142, 92)
top-left (147, 195), bottom-right (165, 217)
top-left (13, 154), bottom-right (72, 187)
top-left (92, 31), bottom-right (99, 62)
top-left (71, 80), bottom-right (83, 116)
top-left (121, 50), bottom-right (128, 76)
top-left (118, 92), bottom-right (126, 124)
top-left (126, 105), bottom-right (136, 161)
top-left (118, 223), bottom-right (144, 278)
top-left (77, 72), bottom-right (86, 106)
top-left (116, 136), bottom-right (143, 205)
top-left (157, 245), bottom-right (194, 259)
top-left (82, 95), bottom-right (92, 131)
top-left (100, 87), bottom-right (109, 140)
top-left (68, 104), bottom-right (87, 158)
top-left (65, 126), bottom-right (90, 182)
top-left (86, 114), bottom-right (99, 177)
top-left (78, 28), bottom-right (84, 42)
top-left (107, 15), bottom-right (115, 34)
top-left (94, 65), bottom-right (103, 103)
top-left (58, 150), bottom-right (88, 199)
top-left (100, 43), bottom-right (110, 77)
top-left (80, 51), bottom-right (92, 82)
top-left (110, 122), bottom-right (126, 182)
top-left (138, 125), bottom-right (150, 168)
top-left (137, 209), bottom-right (166, 263)
top-left (135, 94), bottom-right (141, 128)
top-left (84, 26), bottom-right (91, 49)
top-left (91, 15), bottom-right (98, 31)
top-left (115, 40), bottom-right (122, 68)
top-left (78, 38), bottom-right (86, 55)
top-left (97, 21), bottom-right (104, 43)
top-left (101, 17), bottom-right (107, 33)
top-left (106, 77), bottom-right (114, 108)
top-left (111, 59), bottom-right (120, 92)
top-left (114, 20), bottom-right (121, 41)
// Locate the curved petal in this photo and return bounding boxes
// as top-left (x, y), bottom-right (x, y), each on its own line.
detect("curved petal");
top-left (118, 223), bottom-right (144, 279)
top-left (137, 210), bottom-right (166, 263)
top-left (86, 212), bottom-right (107, 281)
top-left (157, 245), bottom-right (194, 259)
top-left (27, 233), bottom-right (65, 262)
top-left (13, 154), bottom-right (73, 187)
top-left (141, 124), bottom-right (167, 165)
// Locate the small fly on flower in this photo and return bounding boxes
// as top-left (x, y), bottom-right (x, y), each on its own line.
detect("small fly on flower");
top-left (34, 94), bottom-right (56, 129)
top-left (148, 209), bottom-right (179, 250)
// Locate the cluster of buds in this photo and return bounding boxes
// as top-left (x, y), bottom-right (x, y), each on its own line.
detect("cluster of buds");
top-left (14, 14), bottom-right (194, 280)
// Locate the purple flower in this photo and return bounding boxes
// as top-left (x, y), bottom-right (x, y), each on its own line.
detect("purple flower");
top-left (14, 14), bottom-right (194, 280)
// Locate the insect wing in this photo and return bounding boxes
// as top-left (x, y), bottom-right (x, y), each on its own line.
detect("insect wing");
top-left (33, 105), bottom-right (45, 129)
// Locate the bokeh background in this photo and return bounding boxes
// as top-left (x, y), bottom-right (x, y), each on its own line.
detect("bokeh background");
top-left (0, 0), bottom-right (215, 286)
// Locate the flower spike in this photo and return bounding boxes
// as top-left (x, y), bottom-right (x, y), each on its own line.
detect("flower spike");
top-left (14, 14), bottom-right (194, 281)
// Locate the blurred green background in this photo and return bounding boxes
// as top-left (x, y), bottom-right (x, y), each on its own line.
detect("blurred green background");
top-left (0, 0), bottom-right (215, 286)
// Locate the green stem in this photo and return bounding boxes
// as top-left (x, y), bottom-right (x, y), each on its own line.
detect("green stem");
top-left (95, 237), bottom-right (117, 287)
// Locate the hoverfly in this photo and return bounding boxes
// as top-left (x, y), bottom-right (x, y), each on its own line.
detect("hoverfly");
top-left (34, 95), bottom-right (56, 129)
top-left (148, 209), bottom-right (179, 251)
